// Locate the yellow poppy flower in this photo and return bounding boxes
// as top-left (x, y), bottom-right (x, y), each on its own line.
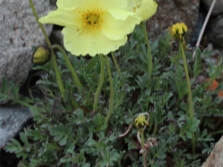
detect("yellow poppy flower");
top-left (135, 114), bottom-right (149, 129)
top-left (170, 22), bottom-right (188, 40)
top-left (39, 0), bottom-right (140, 56)
top-left (127, 0), bottom-right (158, 21)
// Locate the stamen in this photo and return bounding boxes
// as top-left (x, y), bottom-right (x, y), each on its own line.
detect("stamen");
top-left (79, 8), bottom-right (104, 32)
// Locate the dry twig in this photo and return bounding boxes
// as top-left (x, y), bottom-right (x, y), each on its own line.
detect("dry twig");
top-left (192, 0), bottom-right (217, 59)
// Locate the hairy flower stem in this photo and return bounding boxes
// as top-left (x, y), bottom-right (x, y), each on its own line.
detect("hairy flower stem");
top-left (51, 45), bottom-right (83, 92)
top-left (141, 22), bottom-right (153, 78)
top-left (140, 131), bottom-right (147, 167)
top-left (111, 52), bottom-right (121, 74)
top-left (93, 55), bottom-right (105, 112)
top-left (28, 0), bottom-right (51, 46)
top-left (180, 41), bottom-right (195, 154)
top-left (104, 56), bottom-right (114, 125)
top-left (51, 52), bottom-right (65, 98)
top-left (28, 0), bottom-right (65, 99)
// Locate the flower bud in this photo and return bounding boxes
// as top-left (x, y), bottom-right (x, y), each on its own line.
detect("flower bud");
top-left (135, 113), bottom-right (149, 129)
top-left (32, 46), bottom-right (51, 65)
top-left (170, 22), bottom-right (188, 40)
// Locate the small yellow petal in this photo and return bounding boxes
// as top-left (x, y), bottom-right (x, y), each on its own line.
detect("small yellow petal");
top-left (39, 9), bottom-right (79, 27)
top-left (56, 0), bottom-right (77, 9)
top-left (102, 12), bottom-right (139, 40)
top-left (62, 26), bottom-right (127, 56)
top-left (138, 0), bottom-right (158, 21)
top-left (96, 0), bottom-right (127, 10)
top-left (127, 0), bottom-right (157, 21)
top-left (108, 9), bottom-right (138, 21)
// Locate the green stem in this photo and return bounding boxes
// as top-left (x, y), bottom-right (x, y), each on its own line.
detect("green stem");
top-left (93, 55), bottom-right (105, 111)
top-left (209, 130), bottom-right (223, 135)
top-left (15, 100), bottom-right (31, 108)
top-left (51, 52), bottom-right (65, 99)
top-left (104, 56), bottom-right (114, 124)
top-left (51, 45), bottom-right (83, 91)
top-left (140, 130), bottom-right (147, 167)
top-left (28, 0), bottom-right (65, 99)
top-left (153, 119), bottom-right (158, 135)
top-left (180, 42), bottom-right (194, 118)
top-left (141, 22), bottom-right (153, 77)
top-left (111, 52), bottom-right (121, 74)
top-left (180, 41), bottom-right (195, 154)
top-left (28, 0), bottom-right (51, 46)
top-left (140, 130), bottom-right (145, 150)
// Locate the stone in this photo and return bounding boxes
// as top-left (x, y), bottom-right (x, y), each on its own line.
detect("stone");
top-left (146, 0), bottom-right (200, 41)
top-left (50, 28), bottom-right (64, 49)
top-left (201, 0), bottom-right (223, 16)
top-left (205, 14), bottom-right (223, 48)
top-left (0, 105), bottom-right (31, 149)
top-left (0, 0), bottom-right (54, 88)
top-left (202, 136), bottom-right (223, 167)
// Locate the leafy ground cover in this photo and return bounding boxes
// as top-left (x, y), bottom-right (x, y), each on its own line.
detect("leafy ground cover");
top-left (1, 24), bottom-right (223, 166)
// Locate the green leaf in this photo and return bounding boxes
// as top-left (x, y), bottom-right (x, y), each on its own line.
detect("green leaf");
top-left (59, 137), bottom-right (67, 146)
top-left (20, 132), bottom-right (29, 145)
top-left (5, 139), bottom-right (23, 154)
top-left (186, 131), bottom-right (192, 139)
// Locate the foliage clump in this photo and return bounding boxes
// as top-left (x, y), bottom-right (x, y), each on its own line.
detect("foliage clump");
top-left (2, 25), bottom-right (223, 166)
top-left (1, 1), bottom-right (223, 166)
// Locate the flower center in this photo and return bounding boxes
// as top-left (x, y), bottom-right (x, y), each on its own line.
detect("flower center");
top-left (80, 8), bottom-right (104, 32)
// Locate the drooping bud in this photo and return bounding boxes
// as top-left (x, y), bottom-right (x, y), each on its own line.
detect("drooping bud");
top-left (32, 46), bottom-right (51, 65)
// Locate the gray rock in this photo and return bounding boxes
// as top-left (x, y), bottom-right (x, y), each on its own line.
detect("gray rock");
top-left (50, 0), bottom-right (57, 6)
top-left (147, 0), bottom-right (200, 41)
top-left (0, 105), bottom-right (31, 149)
top-left (202, 136), bottom-right (223, 167)
top-left (205, 14), bottom-right (223, 48)
top-left (50, 29), bottom-right (64, 49)
top-left (0, 0), bottom-right (54, 88)
top-left (202, 0), bottom-right (223, 16)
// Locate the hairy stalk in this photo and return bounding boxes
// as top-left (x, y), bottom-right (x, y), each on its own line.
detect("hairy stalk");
top-left (180, 42), bottom-right (193, 118)
top-left (143, 153), bottom-right (147, 167)
top-left (28, 0), bottom-right (65, 99)
top-left (141, 22), bottom-right (153, 77)
top-left (209, 130), bottom-right (223, 135)
top-left (111, 52), bottom-right (121, 74)
top-left (104, 56), bottom-right (114, 124)
top-left (180, 41), bottom-right (195, 154)
top-left (93, 55), bottom-right (105, 111)
top-left (153, 119), bottom-right (158, 135)
top-left (141, 131), bottom-right (147, 167)
top-left (28, 0), bottom-right (51, 46)
top-left (51, 52), bottom-right (65, 98)
top-left (51, 44), bottom-right (83, 91)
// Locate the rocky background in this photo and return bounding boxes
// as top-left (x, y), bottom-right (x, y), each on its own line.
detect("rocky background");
top-left (0, 0), bottom-right (223, 166)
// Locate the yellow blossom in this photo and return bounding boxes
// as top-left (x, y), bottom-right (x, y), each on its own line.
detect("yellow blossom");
top-left (170, 22), bottom-right (188, 40)
top-left (135, 114), bottom-right (149, 129)
top-left (127, 0), bottom-right (158, 21)
top-left (39, 0), bottom-right (140, 56)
